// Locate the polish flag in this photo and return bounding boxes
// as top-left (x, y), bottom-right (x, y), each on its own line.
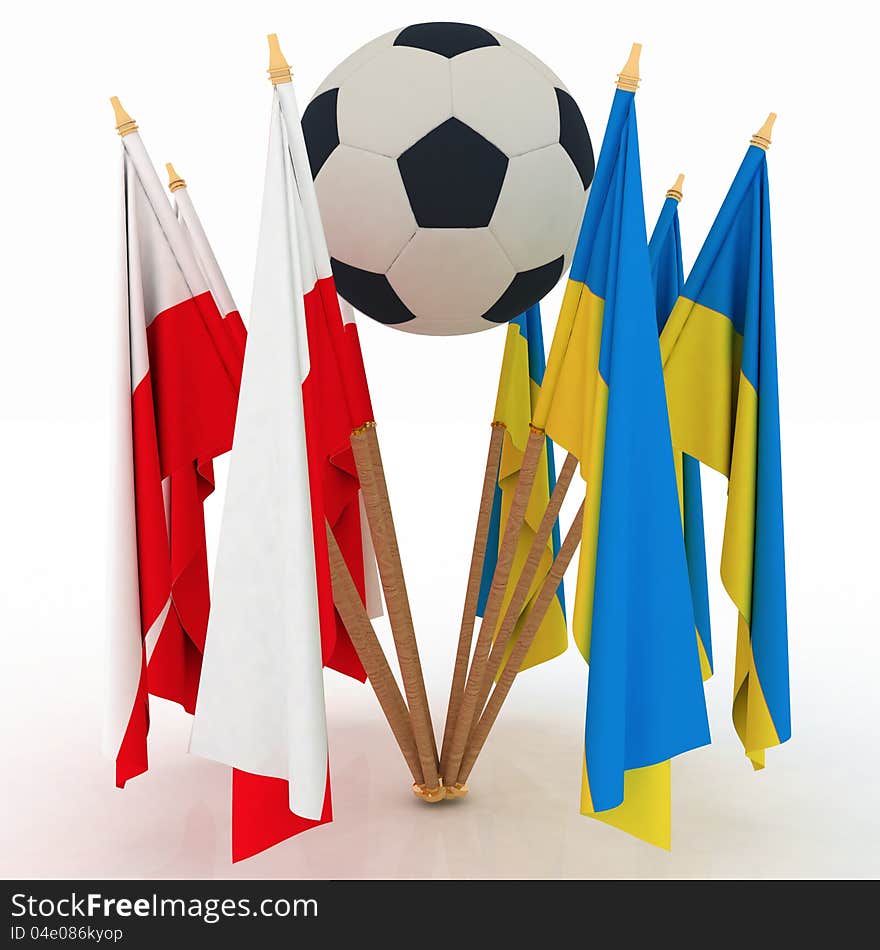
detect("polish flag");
top-left (189, 93), bottom-right (332, 860)
top-left (105, 109), bottom-right (240, 787)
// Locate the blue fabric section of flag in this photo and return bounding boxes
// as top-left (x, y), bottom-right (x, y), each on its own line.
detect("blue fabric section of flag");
top-left (678, 146), bottom-right (766, 346)
top-left (477, 481), bottom-right (502, 616)
top-left (569, 89), bottom-right (631, 293)
top-left (649, 195), bottom-right (713, 669)
top-left (476, 304), bottom-right (564, 617)
top-left (649, 197), bottom-right (683, 334)
top-left (582, 90), bottom-right (710, 811)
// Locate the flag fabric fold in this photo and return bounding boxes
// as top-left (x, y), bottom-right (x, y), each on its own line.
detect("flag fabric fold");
top-left (477, 304), bottom-right (567, 671)
top-left (533, 86), bottom-right (710, 847)
top-left (106, 130), bottom-right (240, 787)
top-left (648, 195), bottom-right (713, 680)
top-left (189, 96), bottom-right (331, 854)
top-left (660, 142), bottom-right (789, 770)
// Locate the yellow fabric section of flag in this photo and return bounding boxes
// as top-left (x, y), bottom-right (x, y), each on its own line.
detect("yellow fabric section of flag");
top-left (696, 635), bottom-right (713, 682)
top-left (662, 302), bottom-right (781, 767)
top-left (533, 280), bottom-right (602, 448)
top-left (581, 755), bottom-right (671, 850)
top-left (493, 323), bottom-right (567, 671)
top-left (533, 281), bottom-right (606, 660)
top-left (660, 298), bottom-right (744, 479)
top-left (725, 374), bottom-right (782, 769)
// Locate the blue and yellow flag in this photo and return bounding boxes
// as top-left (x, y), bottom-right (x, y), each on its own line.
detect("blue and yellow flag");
top-left (533, 61), bottom-right (710, 849)
top-left (649, 185), bottom-right (714, 681)
top-left (477, 304), bottom-right (567, 671)
top-left (660, 119), bottom-right (789, 769)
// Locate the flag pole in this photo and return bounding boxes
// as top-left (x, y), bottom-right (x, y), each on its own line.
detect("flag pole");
top-left (457, 500), bottom-right (586, 785)
top-left (439, 421), bottom-right (506, 781)
top-left (326, 525), bottom-right (430, 791)
top-left (349, 422), bottom-right (441, 796)
top-left (469, 452), bottom-right (579, 724)
top-left (441, 424), bottom-right (546, 787)
top-left (266, 35), bottom-right (441, 798)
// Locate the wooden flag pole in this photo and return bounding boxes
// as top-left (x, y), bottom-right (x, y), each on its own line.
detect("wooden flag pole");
top-left (442, 424), bottom-right (546, 787)
top-left (350, 423), bottom-right (441, 796)
top-left (326, 525), bottom-right (430, 792)
top-left (457, 499), bottom-right (586, 784)
top-left (469, 452), bottom-right (579, 724)
top-left (439, 421), bottom-right (506, 781)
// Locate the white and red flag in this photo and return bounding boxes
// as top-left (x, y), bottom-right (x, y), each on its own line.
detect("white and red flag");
top-left (189, 92), bottom-right (332, 860)
top-left (105, 101), bottom-right (240, 787)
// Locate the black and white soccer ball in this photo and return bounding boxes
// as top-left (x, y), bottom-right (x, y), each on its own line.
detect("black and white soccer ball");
top-left (303, 22), bottom-right (594, 336)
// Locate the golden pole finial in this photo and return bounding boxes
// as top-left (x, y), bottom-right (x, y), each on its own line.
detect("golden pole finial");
top-left (750, 112), bottom-right (777, 150)
top-left (267, 33), bottom-right (292, 85)
top-left (616, 43), bottom-right (642, 91)
top-left (110, 96), bottom-right (138, 137)
top-left (666, 173), bottom-right (685, 202)
top-left (166, 162), bottom-right (187, 192)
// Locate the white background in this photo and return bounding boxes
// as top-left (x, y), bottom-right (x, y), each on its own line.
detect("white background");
top-left (1, 0), bottom-right (878, 879)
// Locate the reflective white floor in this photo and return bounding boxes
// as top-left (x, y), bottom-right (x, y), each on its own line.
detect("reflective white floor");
top-left (2, 418), bottom-right (878, 879)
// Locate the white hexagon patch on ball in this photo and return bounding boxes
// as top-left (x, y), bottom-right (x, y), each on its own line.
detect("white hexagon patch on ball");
top-left (303, 21), bottom-right (595, 336)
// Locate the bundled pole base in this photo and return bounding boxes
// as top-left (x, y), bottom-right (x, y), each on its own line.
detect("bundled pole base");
top-left (412, 784), bottom-right (446, 803)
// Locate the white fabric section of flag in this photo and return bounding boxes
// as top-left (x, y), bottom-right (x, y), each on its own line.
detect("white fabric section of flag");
top-left (103, 154), bottom-right (146, 761)
top-left (277, 82), bottom-right (333, 280)
top-left (122, 134), bottom-right (209, 305)
top-left (189, 94), bottom-right (328, 821)
top-left (337, 296), bottom-right (356, 327)
top-left (174, 187), bottom-right (238, 318)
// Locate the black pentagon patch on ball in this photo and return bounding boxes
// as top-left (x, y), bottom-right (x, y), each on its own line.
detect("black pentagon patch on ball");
top-left (301, 88), bottom-right (340, 179)
top-left (330, 258), bottom-right (416, 326)
top-left (394, 22), bottom-right (500, 58)
top-left (398, 118), bottom-right (508, 228)
top-left (482, 256), bottom-right (565, 324)
top-left (555, 89), bottom-right (594, 191)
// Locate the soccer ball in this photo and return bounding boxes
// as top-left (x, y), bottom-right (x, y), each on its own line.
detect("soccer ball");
top-left (303, 22), bottom-right (594, 336)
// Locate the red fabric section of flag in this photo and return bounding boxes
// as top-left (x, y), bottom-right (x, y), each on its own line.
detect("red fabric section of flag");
top-left (302, 284), bottom-right (366, 683)
top-left (147, 292), bottom-right (239, 474)
top-left (146, 463), bottom-right (209, 714)
top-left (316, 277), bottom-right (374, 427)
top-left (231, 769), bottom-right (332, 863)
top-left (116, 373), bottom-right (169, 787)
top-left (143, 291), bottom-right (241, 712)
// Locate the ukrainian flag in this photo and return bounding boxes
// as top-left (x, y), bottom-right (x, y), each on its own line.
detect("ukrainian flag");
top-left (649, 186), bottom-right (714, 681)
top-left (660, 121), bottom-right (789, 769)
top-left (477, 303), bottom-right (567, 671)
top-left (533, 70), bottom-right (710, 848)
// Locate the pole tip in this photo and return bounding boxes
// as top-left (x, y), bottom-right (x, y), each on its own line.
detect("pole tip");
top-left (110, 96), bottom-right (138, 136)
top-left (267, 33), bottom-right (292, 85)
top-left (666, 173), bottom-right (685, 201)
top-left (750, 112), bottom-right (777, 150)
top-left (616, 43), bottom-right (642, 91)
top-left (166, 162), bottom-right (187, 192)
